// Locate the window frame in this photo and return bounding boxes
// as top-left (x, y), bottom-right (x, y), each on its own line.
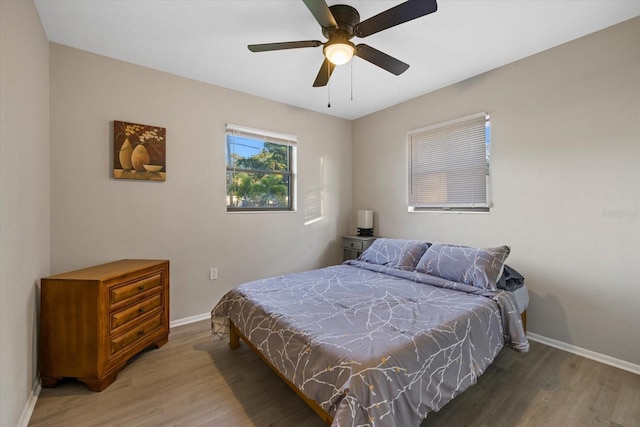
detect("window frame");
top-left (407, 113), bottom-right (491, 213)
top-left (225, 124), bottom-right (297, 213)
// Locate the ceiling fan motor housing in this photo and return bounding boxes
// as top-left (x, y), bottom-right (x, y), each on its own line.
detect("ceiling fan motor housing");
top-left (322, 4), bottom-right (360, 41)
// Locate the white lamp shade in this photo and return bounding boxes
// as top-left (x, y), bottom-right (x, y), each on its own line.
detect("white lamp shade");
top-left (324, 42), bottom-right (354, 65)
top-left (357, 210), bottom-right (374, 229)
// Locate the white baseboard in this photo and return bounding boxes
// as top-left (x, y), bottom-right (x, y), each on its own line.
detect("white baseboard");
top-left (17, 378), bottom-right (41, 427)
top-left (527, 332), bottom-right (640, 376)
top-left (170, 312), bottom-right (210, 328)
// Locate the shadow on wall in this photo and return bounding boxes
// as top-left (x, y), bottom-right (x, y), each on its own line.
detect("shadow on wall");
top-left (526, 290), bottom-right (569, 344)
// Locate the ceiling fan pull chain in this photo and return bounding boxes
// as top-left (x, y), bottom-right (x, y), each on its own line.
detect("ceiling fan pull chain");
top-left (327, 66), bottom-right (331, 108)
top-left (350, 61), bottom-right (353, 101)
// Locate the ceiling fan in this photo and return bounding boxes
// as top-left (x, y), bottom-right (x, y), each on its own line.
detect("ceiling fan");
top-left (248, 0), bottom-right (438, 87)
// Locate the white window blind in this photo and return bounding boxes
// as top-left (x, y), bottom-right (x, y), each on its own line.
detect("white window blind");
top-left (226, 124), bottom-right (297, 146)
top-left (408, 113), bottom-right (490, 211)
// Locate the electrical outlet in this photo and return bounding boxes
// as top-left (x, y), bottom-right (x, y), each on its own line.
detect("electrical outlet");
top-left (209, 268), bottom-right (218, 280)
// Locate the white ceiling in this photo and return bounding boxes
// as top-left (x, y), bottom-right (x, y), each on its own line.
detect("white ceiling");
top-left (34, 0), bottom-right (640, 120)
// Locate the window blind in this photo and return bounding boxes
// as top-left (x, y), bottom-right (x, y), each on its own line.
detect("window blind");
top-left (226, 124), bottom-right (297, 146)
top-left (408, 113), bottom-right (490, 210)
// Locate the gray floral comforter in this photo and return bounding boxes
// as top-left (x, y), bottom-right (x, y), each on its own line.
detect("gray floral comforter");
top-left (211, 262), bottom-right (528, 427)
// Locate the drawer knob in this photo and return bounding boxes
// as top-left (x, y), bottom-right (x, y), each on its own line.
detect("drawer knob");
top-left (350, 242), bottom-right (354, 247)
top-left (138, 307), bottom-right (145, 313)
top-left (138, 286), bottom-right (145, 291)
top-left (138, 330), bottom-right (145, 336)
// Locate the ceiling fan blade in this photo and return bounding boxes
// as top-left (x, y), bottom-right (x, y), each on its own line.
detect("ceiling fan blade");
top-left (248, 40), bottom-right (323, 52)
top-left (312, 58), bottom-right (336, 87)
top-left (353, 0), bottom-right (437, 38)
top-left (355, 44), bottom-right (409, 75)
top-left (303, 0), bottom-right (337, 29)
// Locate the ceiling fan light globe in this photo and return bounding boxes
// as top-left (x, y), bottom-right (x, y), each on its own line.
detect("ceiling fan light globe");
top-left (324, 43), bottom-right (354, 65)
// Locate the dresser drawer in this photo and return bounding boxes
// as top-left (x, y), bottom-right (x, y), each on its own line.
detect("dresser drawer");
top-left (111, 293), bottom-right (163, 331)
top-left (110, 273), bottom-right (162, 306)
top-left (343, 239), bottom-right (364, 251)
top-left (110, 313), bottom-right (163, 355)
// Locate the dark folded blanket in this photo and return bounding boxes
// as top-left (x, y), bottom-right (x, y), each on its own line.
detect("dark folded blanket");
top-left (497, 265), bottom-right (525, 291)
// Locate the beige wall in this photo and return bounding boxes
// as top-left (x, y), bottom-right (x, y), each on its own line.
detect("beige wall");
top-left (49, 44), bottom-right (353, 321)
top-left (2, 2), bottom-right (638, 423)
top-left (0, 1), bottom-right (51, 426)
top-left (352, 17), bottom-right (640, 365)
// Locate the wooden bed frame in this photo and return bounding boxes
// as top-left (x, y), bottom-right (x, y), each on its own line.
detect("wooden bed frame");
top-left (229, 320), bottom-right (334, 424)
top-left (228, 310), bottom-right (527, 425)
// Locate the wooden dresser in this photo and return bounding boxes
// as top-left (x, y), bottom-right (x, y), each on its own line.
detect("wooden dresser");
top-left (40, 259), bottom-right (170, 391)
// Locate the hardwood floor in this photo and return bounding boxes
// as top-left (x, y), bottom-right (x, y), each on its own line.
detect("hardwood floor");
top-left (29, 320), bottom-right (640, 427)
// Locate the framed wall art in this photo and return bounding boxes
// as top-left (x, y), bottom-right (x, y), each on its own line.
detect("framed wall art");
top-left (114, 120), bottom-right (166, 181)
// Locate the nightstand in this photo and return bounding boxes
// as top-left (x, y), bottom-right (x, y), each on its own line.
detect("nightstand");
top-left (342, 236), bottom-right (377, 261)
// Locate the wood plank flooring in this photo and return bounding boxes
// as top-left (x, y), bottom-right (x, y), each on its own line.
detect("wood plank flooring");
top-left (29, 320), bottom-right (640, 427)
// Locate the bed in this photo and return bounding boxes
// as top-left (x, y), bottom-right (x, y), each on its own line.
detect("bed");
top-left (211, 239), bottom-right (529, 426)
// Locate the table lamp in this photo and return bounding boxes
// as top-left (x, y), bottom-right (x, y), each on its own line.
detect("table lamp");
top-left (357, 210), bottom-right (373, 237)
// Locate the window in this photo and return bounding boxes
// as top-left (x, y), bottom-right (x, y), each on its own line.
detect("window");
top-left (226, 124), bottom-right (296, 212)
top-left (408, 113), bottom-right (490, 212)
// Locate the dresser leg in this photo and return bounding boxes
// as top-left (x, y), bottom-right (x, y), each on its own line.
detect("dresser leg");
top-left (79, 371), bottom-right (119, 392)
top-left (153, 336), bottom-right (169, 348)
top-left (41, 376), bottom-right (63, 388)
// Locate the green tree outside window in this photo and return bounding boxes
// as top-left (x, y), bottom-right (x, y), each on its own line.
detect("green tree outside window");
top-left (226, 136), bottom-right (294, 211)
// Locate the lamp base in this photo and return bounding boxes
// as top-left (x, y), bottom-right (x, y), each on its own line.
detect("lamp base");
top-left (357, 228), bottom-right (373, 237)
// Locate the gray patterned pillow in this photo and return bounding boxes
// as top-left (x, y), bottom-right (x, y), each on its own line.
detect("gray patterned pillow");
top-left (358, 238), bottom-right (430, 271)
top-left (415, 244), bottom-right (510, 290)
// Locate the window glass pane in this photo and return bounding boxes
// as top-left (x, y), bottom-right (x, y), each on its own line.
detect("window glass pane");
top-left (226, 171), bottom-right (291, 209)
top-left (225, 126), bottom-right (295, 211)
top-left (226, 136), bottom-right (290, 172)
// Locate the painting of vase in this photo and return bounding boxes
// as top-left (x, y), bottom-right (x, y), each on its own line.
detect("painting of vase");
top-left (114, 120), bottom-right (166, 181)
